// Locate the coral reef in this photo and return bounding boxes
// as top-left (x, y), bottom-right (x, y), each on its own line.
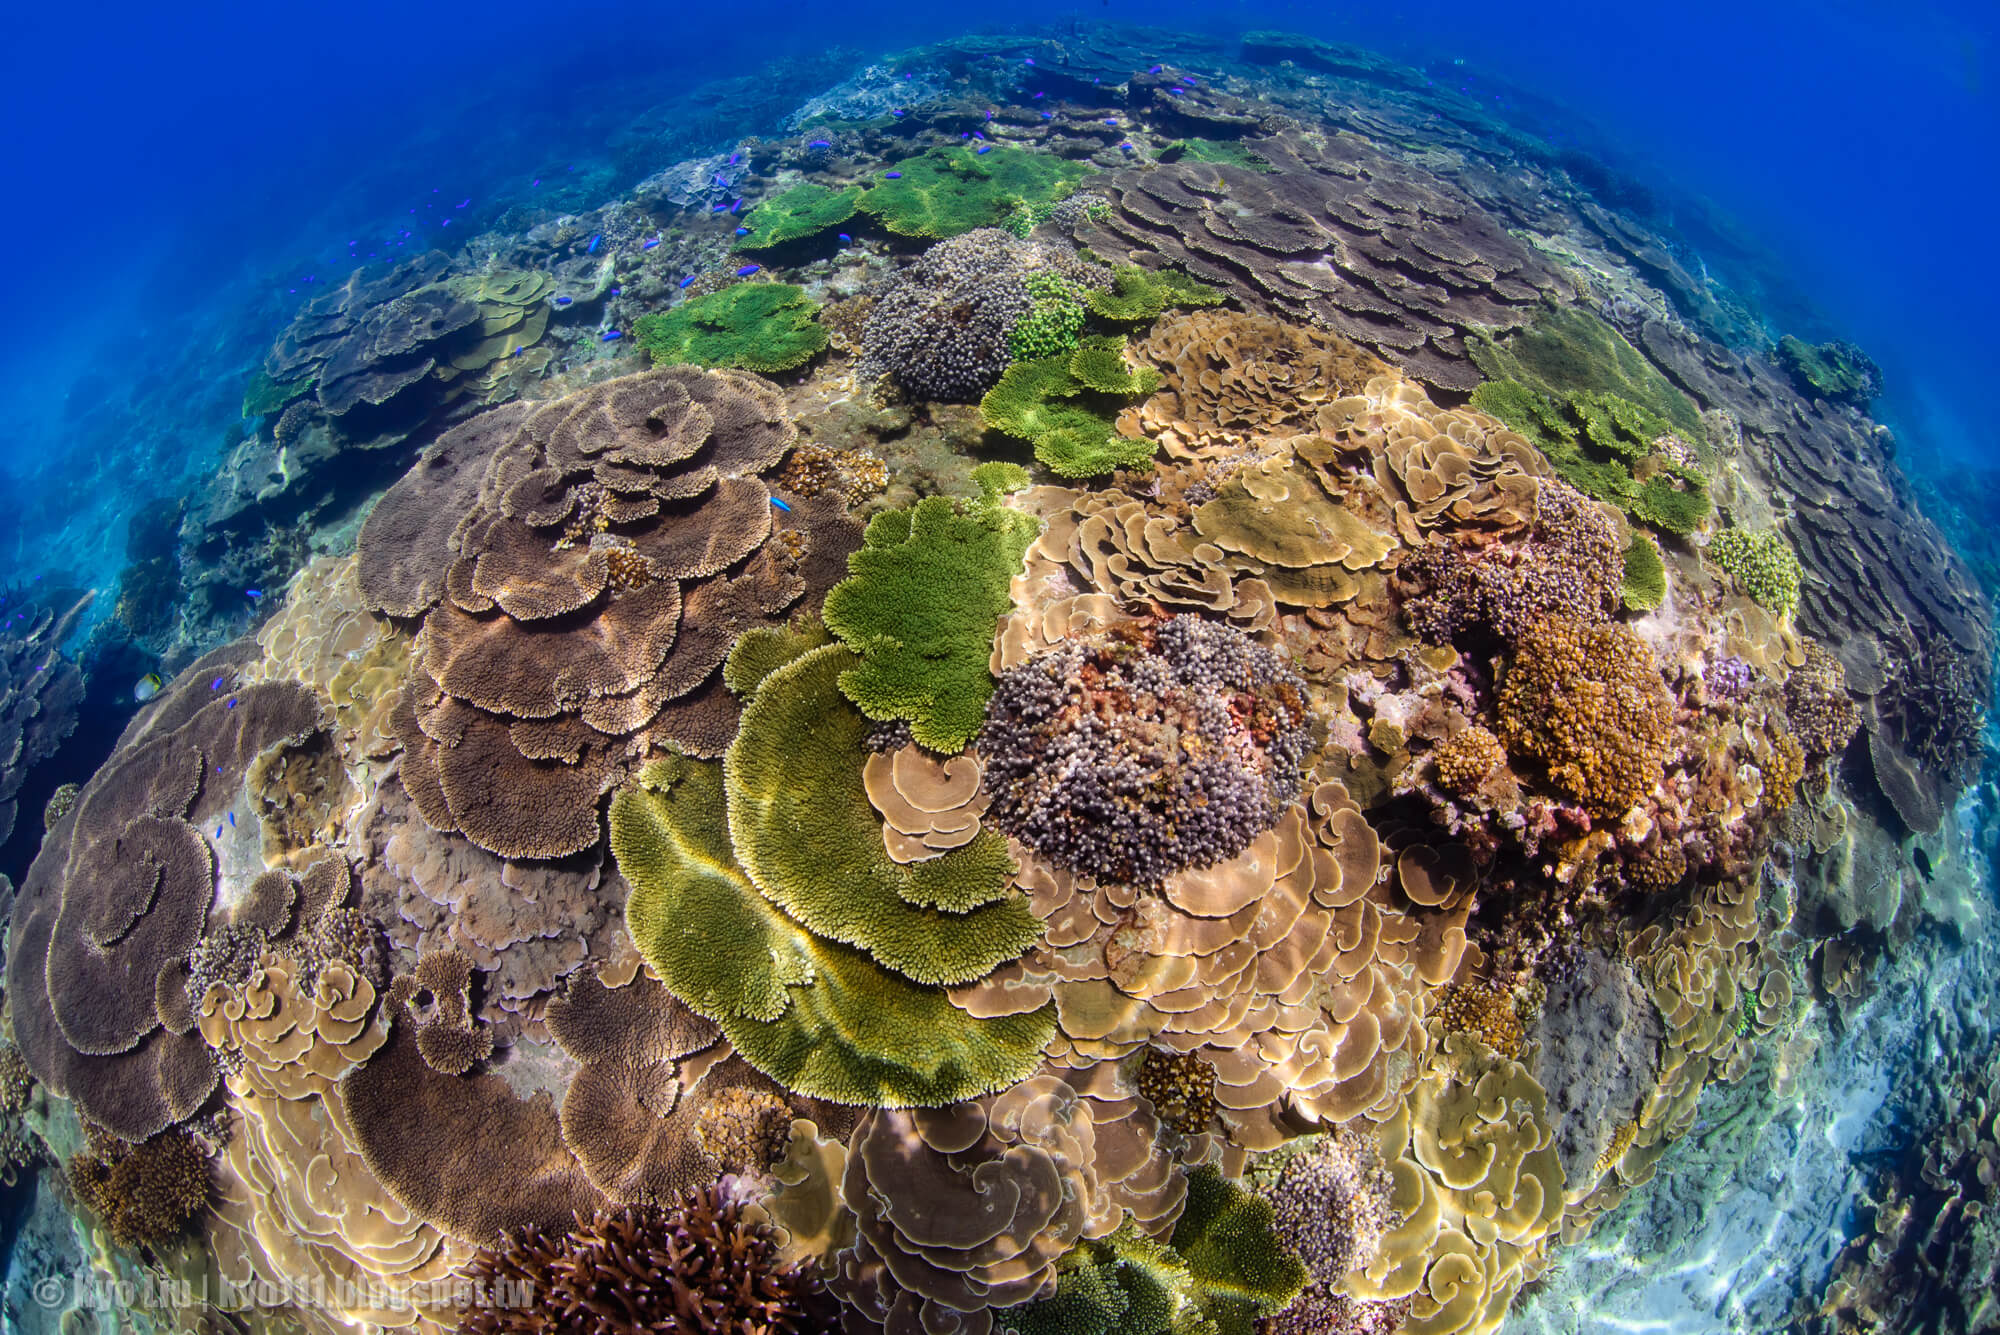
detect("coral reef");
top-left (1706, 527), bottom-right (1803, 617)
top-left (0, 586), bottom-right (88, 847)
top-left (980, 336), bottom-right (1162, 477)
top-left (858, 145), bottom-right (1088, 240)
top-left (68, 1129), bottom-right (210, 1249)
top-left (1496, 616), bottom-right (1675, 818)
top-left (1776, 335), bottom-right (1882, 408)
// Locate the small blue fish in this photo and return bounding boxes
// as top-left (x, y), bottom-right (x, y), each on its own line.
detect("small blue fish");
top-left (642, 237), bottom-right (660, 250)
top-left (216, 824), bottom-right (224, 838)
top-left (245, 588), bottom-right (263, 602)
top-left (714, 173), bottom-right (731, 187)
top-left (712, 202), bottom-right (730, 212)
top-left (1039, 111), bottom-right (1053, 120)
top-left (611, 287), bottom-right (622, 296)
top-left (1166, 87), bottom-right (1183, 96)
top-left (960, 131), bottom-right (970, 139)
top-left (891, 109), bottom-right (905, 117)
top-left (735, 226), bottom-right (751, 236)
top-left (1148, 64), bottom-right (1163, 73)
top-left (838, 233), bottom-right (852, 242)
top-left (457, 197), bottom-right (470, 208)
top-left (730, 199), bottom-right (743, 214)
top-left (211, 676), bottom-right (226, 690)
top-left (985, 110), bottom-right (994, 120)
top-left (587, 234), bottom-right (601, 254)
top-left (1120, 143), bottom-right (1134, 151)
top-left (602, 330), bottom-right (623, 342)
top-left (1103, 118), bottom-right (1118, 126)
top-left (555, 295), bottom-right (573, 306)
top-left (735, 264), bottom-right (762, 277)
top-left (976, 145), bottom-right (991, 154)
top-left (679, 275), bottom-right (697, 288)
top-left (729, 152), bottom-right (740, 165)
top-left (885, 171), bottom-right (903, 179)
top-left (771, 496), bottom-right (792, 512)
top-left (973, 130), bottom-right (986, 141)
top-left (1179, 75), bottom-right (1196, 86)
top-left (1023, 57), bottom-right (1035, 65)
top-left (226, 698), bottom-right (238, 709)
top-left (228, 812), bottom-right (236, 828)
top-left (1034, 91), bottom-right (1045, 99)
top-left (808, 139), bottom-right (832, 148)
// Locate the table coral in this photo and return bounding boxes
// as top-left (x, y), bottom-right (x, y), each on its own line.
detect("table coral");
top-left (858, 145), bottom-right (1088, 240)
top-left (981, 336), bottom-right (1162, 477)
top-left (634, 282), bottom-right (828, 373)
top-left (823, 461), bottom-right (1040, 752)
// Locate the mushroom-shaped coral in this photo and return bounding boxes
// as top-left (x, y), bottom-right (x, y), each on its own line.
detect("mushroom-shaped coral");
top-left (458, 1184), bottom-right (833, 1335)
top-left (978, 616), bottom-right (1313, 886)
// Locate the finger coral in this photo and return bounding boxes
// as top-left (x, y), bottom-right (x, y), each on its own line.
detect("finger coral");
top-left (458, 1184), bottom-right (833, 1335)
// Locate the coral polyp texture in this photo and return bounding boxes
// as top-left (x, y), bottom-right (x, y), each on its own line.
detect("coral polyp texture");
top-left (8, 23), bottom-right (1998, 1335)
top-left (979, 616), bottom-right (1313, 886)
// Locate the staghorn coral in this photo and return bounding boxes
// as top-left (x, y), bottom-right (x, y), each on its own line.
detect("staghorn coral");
top-left (355, 365), bottom-right (858, 861)
top-left (458, 1185), bottom-right (832, 1335)
top-left (823, 461), bottom-right (1039, 752)
top-left (1496, 616), bottom-right (1674, 818)
top-left (69, 1128), bottom-right (211, 1249)
top-left (979, 616), bottom-right (1313, 886)
top-left (634, 282), bottom-right (828, 373)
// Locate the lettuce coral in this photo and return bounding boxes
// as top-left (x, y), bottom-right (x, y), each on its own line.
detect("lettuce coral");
top-left (822, 461), bottom-right (1039, 752)
top-left (612, 753), bottom-right (1052, 1106)
top-left (859, 146), bottom-right (1088, 239)
top-left (634, 283), bottom-right (828, 373)
top-left (981, 337), bottom-right (1160, 478)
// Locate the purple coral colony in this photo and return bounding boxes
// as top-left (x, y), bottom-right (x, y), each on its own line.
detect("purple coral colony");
top-left (0, 23), bottom-right (1995, 1335)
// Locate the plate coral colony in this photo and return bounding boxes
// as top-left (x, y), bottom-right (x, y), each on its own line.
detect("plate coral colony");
top-left (0, 24), bottom-right (1990, 1335)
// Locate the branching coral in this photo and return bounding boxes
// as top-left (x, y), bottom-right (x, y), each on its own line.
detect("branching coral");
top-left (69, 1129), bottom-right (211, 1248)
top-left (634, 283), bottom-right (828, 373)
top-left (822, 461), bottom-right (1039, 752)
top-left (1496, 616), bottom-right (1674, 818)
top-left (458, 1185), bottom-right (832, 1335)
top-left (978, 616), bottom-right (1313, 886)
top-left (1013, 272), bottom-right (1091, 360)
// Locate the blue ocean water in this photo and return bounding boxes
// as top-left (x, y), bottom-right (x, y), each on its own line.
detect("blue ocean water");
top-left (0, 2), bottom-right (1994, 1331)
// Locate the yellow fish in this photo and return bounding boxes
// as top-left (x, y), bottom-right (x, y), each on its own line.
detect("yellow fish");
top-left (133, 672), bottom-right (164, 703)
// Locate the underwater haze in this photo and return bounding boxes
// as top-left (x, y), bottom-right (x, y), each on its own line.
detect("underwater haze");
top-left (0, 1), bottom-right (1995, 1333)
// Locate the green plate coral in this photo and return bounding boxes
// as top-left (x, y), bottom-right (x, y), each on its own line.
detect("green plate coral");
top-left (858, 146), bottom-right (1088, 240)
top-left (733, 183), bottom-right (861, 252)
top-left (633, 283), bottom-right (827, 373)
top-left (1468, 306), bottom-right (1704, 441)
top-left (612, 755), bottom-right (1053, 1108)
top-left (1621, 534), bottom-right (1667, 612)
top-left (822, 461), bottom-right (1039, 753)
top-left (1010, 272), bottom-right (1089, 361)
top-left (982, 336), bottom-right (1161, 478)
top-left (724, 632), bottom-right (1041, 971)
top-left (1083, 265), bottom-right (1226, 324)
top-left (242, 368), bottom-right (313, 419)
